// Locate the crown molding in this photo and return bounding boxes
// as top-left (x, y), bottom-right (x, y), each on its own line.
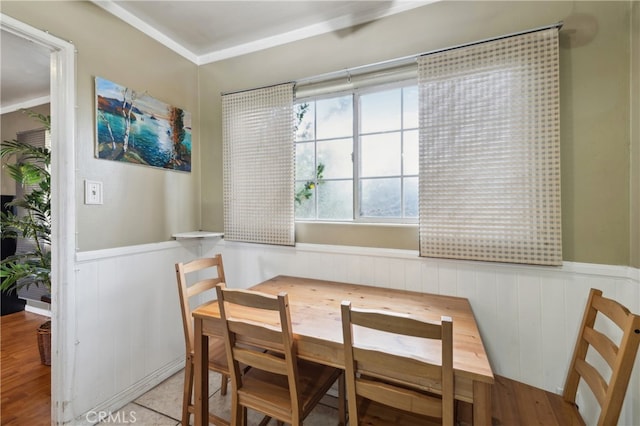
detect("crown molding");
top-left (0, 95), bottom-right (50, 115)
top-left (91, 0), bottom-right (199, 64)
top-left (93, 0), bottom-right (434, 66)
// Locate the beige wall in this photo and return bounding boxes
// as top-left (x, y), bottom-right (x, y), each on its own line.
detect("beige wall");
top-left (631, 0), bottom-right (639, 268)
top-left (199, 1), bottom-right (635, 266)
top-left (1, 103), bottom-right (51, 195)
top-left (2, 1), bottom-right (201, 251)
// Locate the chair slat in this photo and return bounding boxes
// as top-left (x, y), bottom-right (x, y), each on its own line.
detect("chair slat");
top-left (182, 257), bottom-right (225, 276)
top-left (350, 308), bottom-right (443, 339)
top-left (233, 347), bottom-right (288, 376)
top-left (583, 326), bottom-right (618, 369)
top-left (185, 278), bottom-right (219, 298)
top-left (222, 287), bottom-right (281, 310)
top-left (574, 358), bottom-right (608, 406)
top-left (228, 320), bottom-right (282, 346)
top-left (354, 347), bottom-right (442, 381)
top-left (592, 294), bottom-right (631, 330)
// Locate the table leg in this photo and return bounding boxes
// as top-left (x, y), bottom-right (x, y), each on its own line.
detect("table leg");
top-left (473, 381), bottom-right (491, 426)
top-left (194, 317), bottom-right (209, 426)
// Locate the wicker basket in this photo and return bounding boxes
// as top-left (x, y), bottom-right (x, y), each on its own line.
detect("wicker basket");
top-left (37, 320), bottom-right (52, 366)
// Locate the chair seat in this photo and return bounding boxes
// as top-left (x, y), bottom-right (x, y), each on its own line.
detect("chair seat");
top-left (457, 375), bottom-right (585, 426)
top-left (490, 375), bottom-right (585, 426)
top-left (237, 358), bottom-right (342, 420)
top-left (354, 396), bottom-right (443, 426)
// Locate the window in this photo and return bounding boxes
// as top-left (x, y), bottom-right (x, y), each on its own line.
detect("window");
top-left (294, 83), bottom-right (418, 222)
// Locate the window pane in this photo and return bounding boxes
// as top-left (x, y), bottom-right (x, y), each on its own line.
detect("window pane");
top-left (317, 138), bottom-right (352, 179)
top-left (295, 102), bottom-right (315, 141)
top-left (294, 181), bottom-right (315, 219)
top-left (360, 178), bottom-right (401, 217)
top-left (403, 130), bottom-right (418, 175)
top-left (295, 142), bottom-right (315, 180)
top-left (318, 180), bottom-right (353, 220)
top-left (361, 89), bottom-right (401, 134)
top-left (403, 86), bottom-right (419, 129)
top-left (316, 96), bottom-right (352, 140)
top-left (403, 177), bottom-right (418, 218)
top-left (361, 133), bottom-right (401, 177)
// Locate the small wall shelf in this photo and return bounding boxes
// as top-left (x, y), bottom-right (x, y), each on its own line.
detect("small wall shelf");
top-left (172, 231), bottom-right (224, 239)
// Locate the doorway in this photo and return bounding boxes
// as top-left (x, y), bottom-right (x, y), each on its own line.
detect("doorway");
top-left (0, 14), bottom-right (76, 425)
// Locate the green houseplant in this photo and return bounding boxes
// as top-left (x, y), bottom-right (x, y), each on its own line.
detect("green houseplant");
top-left (0, 110), bottom-right (52, 365)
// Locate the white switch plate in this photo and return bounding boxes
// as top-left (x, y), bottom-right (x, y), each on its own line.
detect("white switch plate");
top-left (85, 180), bottom-right (103, 205)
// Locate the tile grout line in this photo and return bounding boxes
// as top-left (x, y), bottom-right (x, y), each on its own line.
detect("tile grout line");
top-left (129, 401), bottom-right (181, 424)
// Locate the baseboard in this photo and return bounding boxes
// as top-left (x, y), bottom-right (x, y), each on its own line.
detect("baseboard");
top-left (69, 358), bottom-right (185, 426)
top-left (24, 299), bottom-right (51, 317)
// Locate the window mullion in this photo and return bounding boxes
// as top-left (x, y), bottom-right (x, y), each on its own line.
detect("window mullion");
top-left (313, 101), bottom-right (319, 220)
top-left (352, 92), bottom-right (360, 221)
top-left (400, 88), bottom-right (405, 218)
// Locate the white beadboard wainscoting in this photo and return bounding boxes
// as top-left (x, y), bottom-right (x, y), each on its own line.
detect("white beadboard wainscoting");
top-left (72, 238), bottom-right (639, 425)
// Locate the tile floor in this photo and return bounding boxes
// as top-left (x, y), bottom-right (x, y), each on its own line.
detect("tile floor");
top-left (99, 369), bottom-right (342, 425)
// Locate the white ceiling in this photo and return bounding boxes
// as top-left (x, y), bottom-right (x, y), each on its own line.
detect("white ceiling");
top-left (1, 0), bottom-right (431, 112)
top-left (1, 29), bottom-right (52, 114)
top-left (95, 0), bottom-right (431, 64)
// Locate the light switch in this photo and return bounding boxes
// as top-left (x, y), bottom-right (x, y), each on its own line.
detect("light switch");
top-left (85, 180), bottom-right (103, 205)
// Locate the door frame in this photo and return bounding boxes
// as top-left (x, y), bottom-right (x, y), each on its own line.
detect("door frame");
top-left (1, 14), bottom-right (76, 425)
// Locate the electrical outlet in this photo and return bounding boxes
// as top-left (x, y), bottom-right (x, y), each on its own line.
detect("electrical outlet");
top-left (85, 180), bottom-right (103, 205)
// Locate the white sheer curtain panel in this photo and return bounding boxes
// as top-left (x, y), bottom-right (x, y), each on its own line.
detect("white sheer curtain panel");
top-left (222, 83), bottom-right (295, 246)
top-left (418, 28), bottom-right (561, 265)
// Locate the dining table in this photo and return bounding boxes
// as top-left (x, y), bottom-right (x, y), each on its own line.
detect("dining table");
top-left (192, 275), bottom-right (494, 425)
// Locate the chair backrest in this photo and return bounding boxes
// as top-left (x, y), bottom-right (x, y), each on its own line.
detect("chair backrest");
top-left (563, 288), bottom-right (640, 426)
top-left (341, 301), bottom-right (454, 426)
top-left (175, 255), bottom-right (226, 354)
top-left (215, 284), bottom-right (303, 418)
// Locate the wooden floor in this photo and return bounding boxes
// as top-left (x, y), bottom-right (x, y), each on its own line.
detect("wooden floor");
top-left (1, 311), bottom-right (51, 425)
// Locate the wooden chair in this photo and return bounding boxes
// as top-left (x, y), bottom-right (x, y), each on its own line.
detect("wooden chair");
top-left (340, 300), bottom-right (454, 426)
top-left (216, 283), bottom-right (345, 426)
top-left (175, 255), bottom-right (230, 426)
top-left (487, 288), bottom-right (640, 426)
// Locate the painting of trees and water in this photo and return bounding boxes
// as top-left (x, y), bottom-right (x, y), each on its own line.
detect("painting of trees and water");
top-left (95, 77), bottom-right (191, 171)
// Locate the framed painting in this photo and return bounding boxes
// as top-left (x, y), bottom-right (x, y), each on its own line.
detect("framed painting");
top-left (95, 77), bottom-right (192, 172)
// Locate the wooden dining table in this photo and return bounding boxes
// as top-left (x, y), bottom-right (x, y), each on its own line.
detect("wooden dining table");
top-left (192, 275), bottom-right (494, 425)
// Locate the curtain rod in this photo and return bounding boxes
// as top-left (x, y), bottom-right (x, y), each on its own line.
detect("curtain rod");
top-left (422, 21), bottom-right (563, 58)
top-left (222, 21), bottom-right (563, 97)
top-left (221, 81), bottom-right (295, 97)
